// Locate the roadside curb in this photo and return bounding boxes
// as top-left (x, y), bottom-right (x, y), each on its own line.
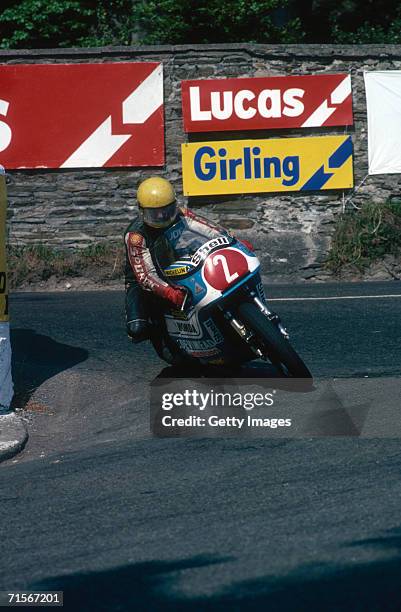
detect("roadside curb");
top-left (0, 413), bottom-right (28, 463)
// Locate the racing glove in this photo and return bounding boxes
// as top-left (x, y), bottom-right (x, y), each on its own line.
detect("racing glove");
top-left (165, 286), bottom-right (187, 308)
top-left (239, 239), bottom-right (255, 252)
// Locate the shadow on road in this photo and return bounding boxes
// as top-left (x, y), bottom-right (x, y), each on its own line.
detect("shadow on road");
top-left (306, 382), bottom-right (370, 436)
top-left (155, 362), bottom-right (280, 379)
top-left (30, 530), bottom-right (401, 611)
top-left (10, 328), bottom-right (88, 409)
top-left (154, 363), bottom-right (315, 393)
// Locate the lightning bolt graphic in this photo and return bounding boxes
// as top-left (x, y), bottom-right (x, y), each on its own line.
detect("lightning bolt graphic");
top-left (301, 165), bottom-right (334, 190)
top-left (301, 75), bottom-right (352, 128)
top-left (60, 65), bottom-right (163, 168)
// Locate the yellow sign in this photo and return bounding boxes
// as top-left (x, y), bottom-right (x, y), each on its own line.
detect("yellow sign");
top-left (182, 135), bottom-right (353, 196)
top-left (0, 170), bottom-right (8, 322)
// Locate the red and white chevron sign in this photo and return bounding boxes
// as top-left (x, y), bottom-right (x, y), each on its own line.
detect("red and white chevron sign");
top-left (0, 62), bottom-right (164, 169)
top-left (181, 73), bottom-right (353, 132)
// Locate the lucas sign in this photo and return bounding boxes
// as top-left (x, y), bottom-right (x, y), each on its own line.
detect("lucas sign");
top-left (181, 135), bottom-right (354, 196)
top-left (0, 62), bottom-right (164, 169)
top-left (181, 74), bottom-right (353, 132)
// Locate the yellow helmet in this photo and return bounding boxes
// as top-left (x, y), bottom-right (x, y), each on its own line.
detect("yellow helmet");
top-left (137, 176), bottom-right (177, 229)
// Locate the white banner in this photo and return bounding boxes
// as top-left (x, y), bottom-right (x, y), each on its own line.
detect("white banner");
top-left (365, 71), bottom-right (401, 175)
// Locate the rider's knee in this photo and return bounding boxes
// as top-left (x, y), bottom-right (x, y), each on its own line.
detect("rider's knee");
top-left (127, 319), bottom-right (149, 343)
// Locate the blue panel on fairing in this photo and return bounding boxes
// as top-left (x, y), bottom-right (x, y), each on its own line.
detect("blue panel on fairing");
top-left (176, 271), bottom-right (208, 304)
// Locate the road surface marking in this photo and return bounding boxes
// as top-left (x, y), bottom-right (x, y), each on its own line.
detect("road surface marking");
top-left (268, 294), bottom-right (401, 302)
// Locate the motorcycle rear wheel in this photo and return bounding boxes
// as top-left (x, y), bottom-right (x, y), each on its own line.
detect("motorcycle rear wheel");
top-left (237, 302), bottom-right (312, 379)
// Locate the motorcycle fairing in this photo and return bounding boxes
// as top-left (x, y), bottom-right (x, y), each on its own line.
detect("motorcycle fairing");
top-left (155, 218), bottom-right (267, 363)
top-left (165, 266), bottom-right (265, 364)
top-left (197, 245), bottom-right (260, 310)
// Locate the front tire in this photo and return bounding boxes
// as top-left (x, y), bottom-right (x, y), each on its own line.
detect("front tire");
top-left (236, 302), bottom-right (312, 379)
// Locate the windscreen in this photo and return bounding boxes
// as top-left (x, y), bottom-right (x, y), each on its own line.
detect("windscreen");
top-left (152, 217), bottom-right (231, 273)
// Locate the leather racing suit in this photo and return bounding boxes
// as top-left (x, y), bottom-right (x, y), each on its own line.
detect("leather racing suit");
top-left (124, 207), bottom-right (225, 359)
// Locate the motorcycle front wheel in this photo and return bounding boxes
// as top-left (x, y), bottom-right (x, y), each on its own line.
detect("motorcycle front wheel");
top-left (236, 302), bottom-right (312, 379)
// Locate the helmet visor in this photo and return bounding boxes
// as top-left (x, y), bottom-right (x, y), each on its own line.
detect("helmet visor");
top-left (141, 200), bottom-right (177, 229)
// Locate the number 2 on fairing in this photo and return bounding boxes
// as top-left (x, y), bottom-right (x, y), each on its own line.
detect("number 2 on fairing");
top-left (212, 254), bottom-right (239, 284)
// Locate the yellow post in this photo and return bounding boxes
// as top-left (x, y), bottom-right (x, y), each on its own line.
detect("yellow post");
top-left (0, 166), bottom-right (13, 409)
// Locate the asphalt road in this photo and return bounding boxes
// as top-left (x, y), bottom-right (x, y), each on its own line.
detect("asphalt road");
top-left (1, 281), bottom-right (401, 611)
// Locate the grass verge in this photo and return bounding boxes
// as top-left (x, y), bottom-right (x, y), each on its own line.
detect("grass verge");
top-left (7, 202), bottom-right (401, 288)
top-left (326, 200), bottom-right (401, 274)
top-left (7, 242), bottom-right (125, 289)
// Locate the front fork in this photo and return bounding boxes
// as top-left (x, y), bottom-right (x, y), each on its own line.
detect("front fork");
top-left (250, 292), bottom-right (290, 340)
top-left (221, 291), bottom-right (289, 356)
top-left (224, 311), bottom-right (264, 358)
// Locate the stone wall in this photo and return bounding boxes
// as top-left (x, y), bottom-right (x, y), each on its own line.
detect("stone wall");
top-left (3, 44), bottom-right (401, 281)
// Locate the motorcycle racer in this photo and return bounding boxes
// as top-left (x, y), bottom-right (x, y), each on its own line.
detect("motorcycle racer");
top-left (125, 176), bottom-right (241, 361)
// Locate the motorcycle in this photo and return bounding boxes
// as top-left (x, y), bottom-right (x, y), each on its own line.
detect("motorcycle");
top-left (152, 216), bottom-right (312, 379)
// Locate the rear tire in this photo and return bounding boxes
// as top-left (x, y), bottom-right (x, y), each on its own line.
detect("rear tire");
top-left (237, 302), bottom-right (312, 379)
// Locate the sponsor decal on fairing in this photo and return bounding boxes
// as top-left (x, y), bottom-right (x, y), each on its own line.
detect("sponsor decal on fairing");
top-left (165, 312), bottom-right (203, 339)
top-left (164, 265), bottom-right (191, 277)
top-left (191, 236), bottom-right (231, 265)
